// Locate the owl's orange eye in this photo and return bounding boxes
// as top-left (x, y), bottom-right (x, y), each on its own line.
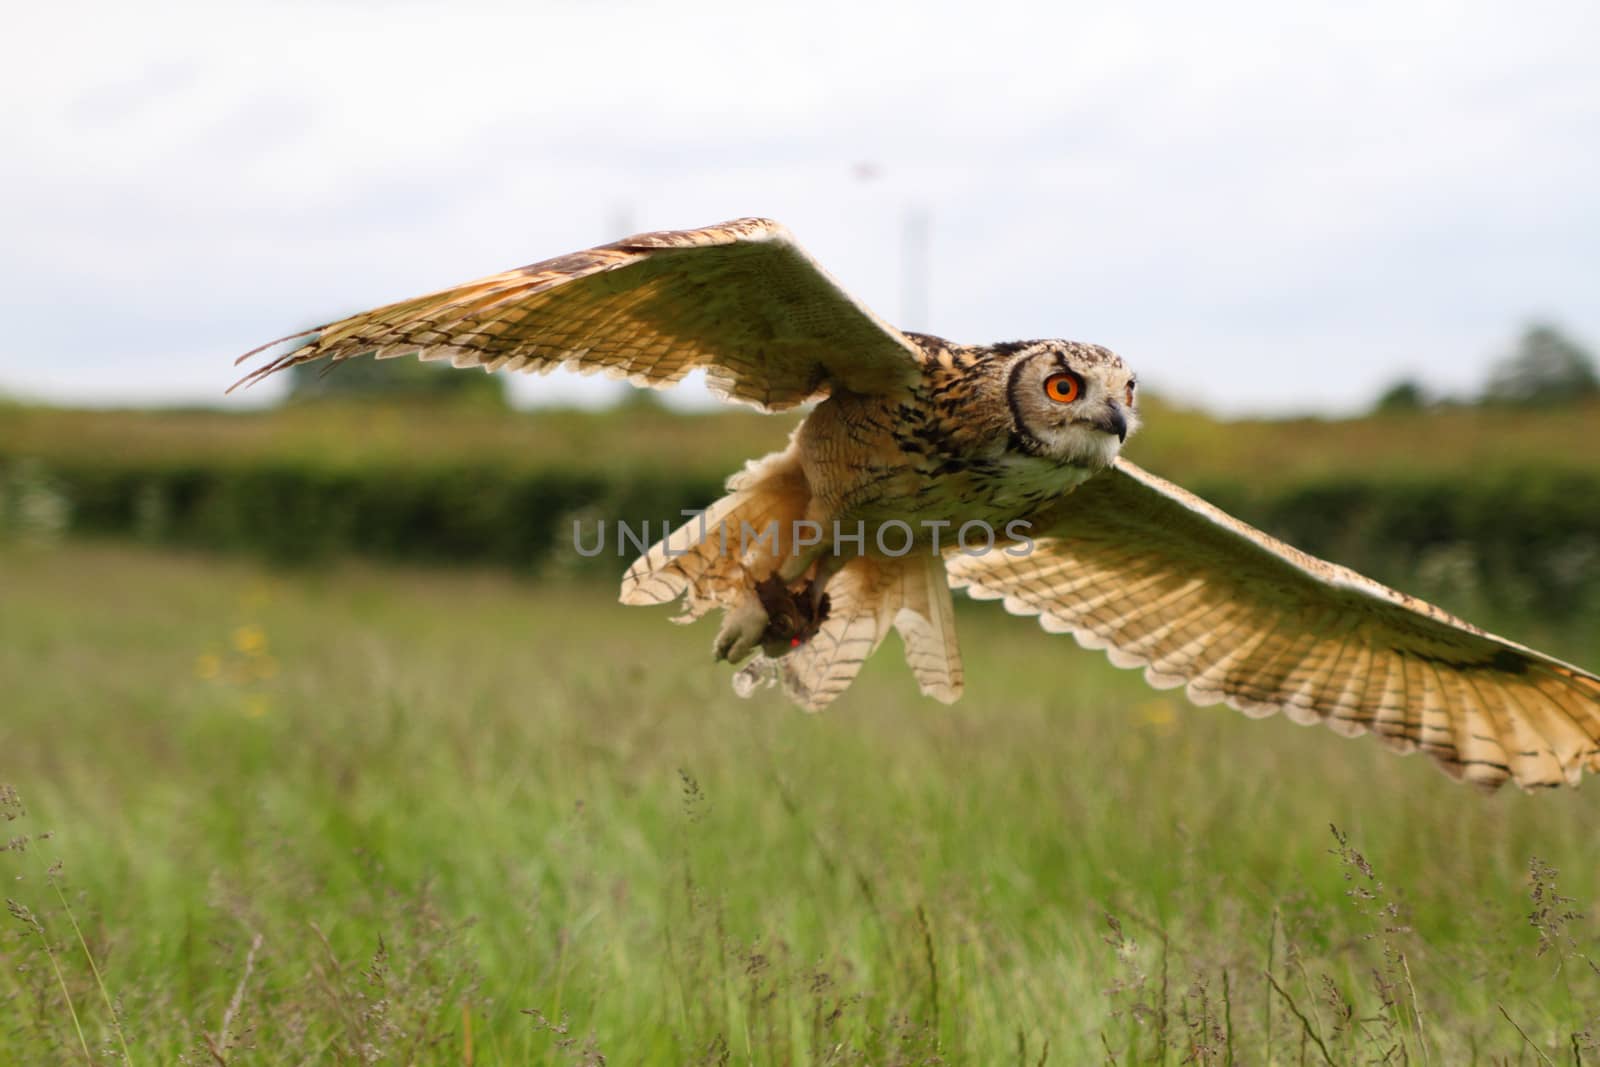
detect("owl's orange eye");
top-left (1044, 373), bottom-right (1082, 404)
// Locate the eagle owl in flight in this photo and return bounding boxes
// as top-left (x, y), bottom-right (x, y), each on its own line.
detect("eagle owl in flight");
top-left (238, 218), bottom-right (1600, 793)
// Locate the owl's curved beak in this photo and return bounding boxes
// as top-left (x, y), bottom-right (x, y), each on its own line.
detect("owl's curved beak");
top-left (1096, 402), bottom-right (1129, 444)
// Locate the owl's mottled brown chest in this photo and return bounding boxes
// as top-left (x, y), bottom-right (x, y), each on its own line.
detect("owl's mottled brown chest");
top-left (794, 373), bottom-right (1091, 544)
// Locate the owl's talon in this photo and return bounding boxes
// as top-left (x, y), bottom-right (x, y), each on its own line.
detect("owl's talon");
top-left (714, 594), bottom-right (770, 663)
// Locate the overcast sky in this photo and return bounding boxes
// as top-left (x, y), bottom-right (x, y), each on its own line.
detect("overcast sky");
top-left (4, 0), bottom-right (1595, 415)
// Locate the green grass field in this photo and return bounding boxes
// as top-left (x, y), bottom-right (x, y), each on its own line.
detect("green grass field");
top-left (4, 541), bottom-right (1600, 1064)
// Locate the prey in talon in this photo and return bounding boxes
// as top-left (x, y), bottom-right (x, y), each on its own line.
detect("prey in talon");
top-left (752, 573), bottom-right (832, 658)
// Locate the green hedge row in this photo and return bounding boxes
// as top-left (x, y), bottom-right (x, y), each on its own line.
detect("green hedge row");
top-left (1196, 470), bottom-right (1600, 619)
top-left (3, 456), bottom-right (1597, 619)
top-left (0, 458), bottom-right (724, 576)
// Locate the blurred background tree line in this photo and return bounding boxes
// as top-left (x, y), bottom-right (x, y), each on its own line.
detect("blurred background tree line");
top-left (1374, 321), bottom-right (1598, 413)
top-left (286, 351), bottom-right (511, 407)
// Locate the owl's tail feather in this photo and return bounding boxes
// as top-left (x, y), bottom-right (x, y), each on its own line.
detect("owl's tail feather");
top-left (734, 554), bottom-right (965, 712)
top-left (892, 554), bottom-right (965, 704)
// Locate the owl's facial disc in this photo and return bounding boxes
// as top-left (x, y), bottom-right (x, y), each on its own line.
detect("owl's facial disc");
top-left (1004, 342), bottom-right (1139, 469)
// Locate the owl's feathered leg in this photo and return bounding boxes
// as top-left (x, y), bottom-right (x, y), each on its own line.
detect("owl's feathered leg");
top-left (712, 593), bottom-right (773, 663)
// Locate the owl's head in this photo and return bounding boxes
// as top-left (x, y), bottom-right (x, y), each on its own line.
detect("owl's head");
top-left (1001, 341), bottom-right (1139, 469)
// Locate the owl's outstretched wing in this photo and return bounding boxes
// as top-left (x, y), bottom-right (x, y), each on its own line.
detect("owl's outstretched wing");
top-left (233, 218), bottom-right (921, 411)
top-left (945, 458), bottom-right (1600, 792)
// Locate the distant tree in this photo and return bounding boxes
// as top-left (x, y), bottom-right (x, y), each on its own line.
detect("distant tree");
top-left (615, 384), bottom-right (668, 413)
top-left (1481, 323), bottom-right (1599, 407)
top-left (1373, 378), bottom-right (1427, 413)
top-left (286, 354), bottom-right (508, 407)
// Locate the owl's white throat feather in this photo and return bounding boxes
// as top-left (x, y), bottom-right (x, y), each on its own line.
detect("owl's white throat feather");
top-left (1032, 421), bottom-right (1126, 471)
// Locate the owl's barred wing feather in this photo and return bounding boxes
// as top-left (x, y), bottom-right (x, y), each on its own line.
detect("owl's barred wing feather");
top-left (945, 459), bottom-right (1600, 792)
top-left (233, 218), bottom-right (922, 410)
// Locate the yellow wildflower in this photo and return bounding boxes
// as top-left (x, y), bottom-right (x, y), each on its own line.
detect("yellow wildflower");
top-left (232, 624), bottom-right (267, 656)
top-left (1137, 699), bottom-right (1179, 736)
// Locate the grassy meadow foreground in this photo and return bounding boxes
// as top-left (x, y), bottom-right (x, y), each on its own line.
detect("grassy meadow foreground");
top-left (3, 542), bottom-right (1600, 1063)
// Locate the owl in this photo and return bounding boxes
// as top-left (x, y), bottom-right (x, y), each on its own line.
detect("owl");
top-left (236, 218), bottom-right (1600, 793)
